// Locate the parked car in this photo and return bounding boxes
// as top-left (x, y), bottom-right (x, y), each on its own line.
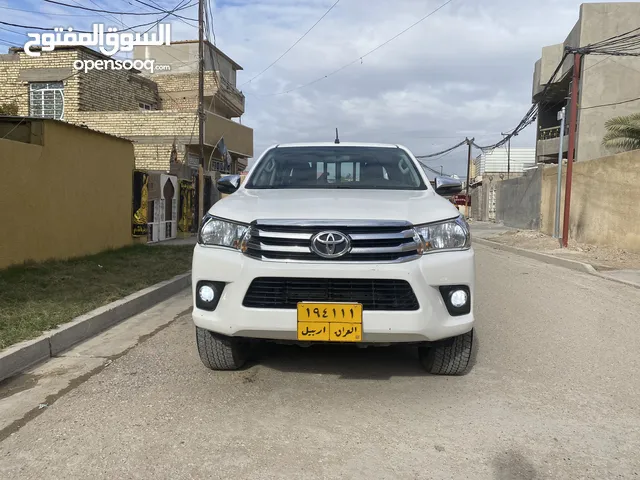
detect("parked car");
top-left (191, 142), bottom-right (475, 375)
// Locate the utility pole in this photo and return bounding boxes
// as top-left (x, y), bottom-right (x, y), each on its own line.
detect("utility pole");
top-left (501, 132), bottom-right (511, 179)
top-left (562, 52), bottom-right (582, 248)
top-left (464, 138), bottom-right (474, 218)
top-left (197, 0), bottom-right (205, 230)
top-left (553, 106), bottom-right (566, 239)
top-left (440, 165), bottom-right (443, 175)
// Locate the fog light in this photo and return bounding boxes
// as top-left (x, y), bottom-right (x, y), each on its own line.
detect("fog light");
top-left (198, 285), bottom-right (215, 303)
top-left (439, 285), bottom-right (471, 316)
top-left (450, 289), bottom-right (468, 308)
top-left (195, 281), bottom-right (225, 311)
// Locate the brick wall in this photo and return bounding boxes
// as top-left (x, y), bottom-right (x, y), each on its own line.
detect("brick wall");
top-left (76, 49), bottom-right (158, 112)
top-left (134, 143), bottom-right (175, 171)
top-left (69, 110), bottom-right (197, 170)
top-left (0, 48), bottom-right (159, 117)
top-left (72, 110), bottom-right (196, 137)
top-left (153, 72), bottom-right (217, 111)
top-left (0, 50), bottom-right (81, 116)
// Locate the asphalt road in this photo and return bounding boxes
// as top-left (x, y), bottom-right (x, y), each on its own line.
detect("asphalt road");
top-left (1, 245), bottom-right (640, 479)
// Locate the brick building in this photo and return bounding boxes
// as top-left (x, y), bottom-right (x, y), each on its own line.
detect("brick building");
top-left (0, 41), bottom-right (253, 173)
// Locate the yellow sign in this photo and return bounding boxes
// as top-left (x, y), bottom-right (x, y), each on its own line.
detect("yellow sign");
top-left (297, 322), bottom-right (330, 341)
top-left (329, 322), bottom-right (361, 342)
top-left (296, 303), bottom-right (363, 342)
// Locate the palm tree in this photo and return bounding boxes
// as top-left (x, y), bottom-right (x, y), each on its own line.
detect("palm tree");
top-left (602, 112), bottom-right (640, 151)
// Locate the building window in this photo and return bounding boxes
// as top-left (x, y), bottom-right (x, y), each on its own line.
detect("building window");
top-left (29, 82), bottom-right (64, 120)
top-left (139, 102), bottom-right (153, 111)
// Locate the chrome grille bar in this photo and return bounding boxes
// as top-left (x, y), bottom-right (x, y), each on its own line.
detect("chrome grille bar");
top-left (245, 221), bottom-right (421, 263)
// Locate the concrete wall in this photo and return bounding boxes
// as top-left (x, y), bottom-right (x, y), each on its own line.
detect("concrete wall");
top-left (576, 2), bottom-right (640, 163)
top-left (540, 150), bottom-right (640, 251)
top-left (495, 168), bottom-right (542, 230)
top-left (0, 120), bottom-right (134, 269)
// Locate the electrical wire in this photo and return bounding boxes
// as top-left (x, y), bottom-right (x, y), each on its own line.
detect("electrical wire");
top-left (239, 0), bottom-right (342, 87)
top-left (1, 118), bottom-right (28, 139)
top-left (0, 0), bottom-right (196, 33)
top-left (3, 5), bottom-right (98, 17)
top-left (580, 95), bottom-right (640, 110)
top-left (253, 0), bottom-right (455, 97)
top-left (132, 0), bottom-right (197, 21)
top-left (415, 139), bottom-right (467, 159)
top-left (42, 0), bottom-right (195, 18)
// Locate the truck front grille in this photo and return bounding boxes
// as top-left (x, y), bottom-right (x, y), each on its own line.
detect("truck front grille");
top-left (244, 220), bottom-right (420, 263)
top-left (242, 277), bottom-right (420, 311)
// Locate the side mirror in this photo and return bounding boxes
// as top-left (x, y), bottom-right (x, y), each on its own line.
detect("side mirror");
top-left (217, 174), bottom-right (241, 195)
top-left (434, 176), bottom-right (463, 196)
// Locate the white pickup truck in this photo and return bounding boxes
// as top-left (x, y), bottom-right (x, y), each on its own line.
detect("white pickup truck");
top-left (191, 142), bottom-right (475, 375)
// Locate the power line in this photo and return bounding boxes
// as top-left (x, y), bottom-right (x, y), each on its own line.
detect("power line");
top-left (43, 0), bottom-right (195, 19)
top-left (0, 0), bottom-right (196, 33)
top-left (239, 0), bottom-right (342, 87)
top-left (0, 17), bottom-right (168, 33)
top-left (3, 5), bottom-right (98, 16)
top-left (132, 0), bottom-right (197, 21)
top-left (581, 95), bottom-right (640, 110)
top-left (415, 139), bottom-right (467, 158)
top-left (254, 0), bottom-right (455, 97)
top-left (146, 0), bottom-right (198, 27)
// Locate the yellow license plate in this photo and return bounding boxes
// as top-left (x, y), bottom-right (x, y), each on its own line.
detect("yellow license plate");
top-left (297, 303), bottom-right (363, 342)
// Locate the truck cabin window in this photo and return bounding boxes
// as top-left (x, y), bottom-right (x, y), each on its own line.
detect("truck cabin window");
top-left (245, 146), bottom-right (427, 190)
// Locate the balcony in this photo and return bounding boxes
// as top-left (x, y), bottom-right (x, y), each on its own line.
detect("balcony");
top-left (211, 73), bottom-right (245, 118)
top-left (205, 112), bottom-right (253, 158)
top-left (536, 125), bottom-right (569, 161)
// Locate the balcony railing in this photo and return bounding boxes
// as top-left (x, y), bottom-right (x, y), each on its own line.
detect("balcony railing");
top-left (219, 75), bottom-right (245, 101)
top-left (538, 124), bottom-right (570, 141)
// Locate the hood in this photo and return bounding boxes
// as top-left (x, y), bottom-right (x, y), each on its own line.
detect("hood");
top-left (209, 188), bottom-right (461, 225)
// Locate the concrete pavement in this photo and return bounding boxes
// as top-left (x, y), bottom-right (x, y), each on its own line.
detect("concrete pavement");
top-left (1, 245), bottom-right (639, 479)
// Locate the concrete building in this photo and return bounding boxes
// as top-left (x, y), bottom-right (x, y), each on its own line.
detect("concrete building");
top-left (0, 41), bottom-right (253, 174)
top-left (532, 2), bottom-right (640, 164)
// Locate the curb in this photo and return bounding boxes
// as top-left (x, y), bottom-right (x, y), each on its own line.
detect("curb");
top-left (474, 238), bottom-right (640, 290)
top-left (0, 272), bottom-right (191, 383)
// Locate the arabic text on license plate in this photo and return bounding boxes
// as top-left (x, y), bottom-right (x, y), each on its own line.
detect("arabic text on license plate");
top-left (296, 303), bottom-right (362, 342)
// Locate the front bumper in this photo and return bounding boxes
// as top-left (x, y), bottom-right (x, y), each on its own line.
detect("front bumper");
top-left (191, 245), bottom-right (475, 343)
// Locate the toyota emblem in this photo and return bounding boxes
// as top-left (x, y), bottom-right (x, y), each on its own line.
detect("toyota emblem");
top-left (310, 231), bottom-right (351, 259)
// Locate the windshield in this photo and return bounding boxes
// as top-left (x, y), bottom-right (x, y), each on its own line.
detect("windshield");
top-left (245, 146), bottom-right (427, 190)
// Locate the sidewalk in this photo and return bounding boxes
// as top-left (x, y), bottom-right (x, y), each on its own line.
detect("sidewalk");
top-left (470, 221), bottom-right (640, 287)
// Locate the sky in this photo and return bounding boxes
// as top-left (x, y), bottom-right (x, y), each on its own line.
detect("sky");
top-left (0, 0), bottom-right (629, 176)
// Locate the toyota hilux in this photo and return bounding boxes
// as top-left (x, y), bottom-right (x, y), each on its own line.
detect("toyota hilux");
top-left (192, 142), bottom-right (475, 375)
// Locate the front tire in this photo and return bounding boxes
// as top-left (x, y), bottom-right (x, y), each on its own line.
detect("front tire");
top-left (419, 329), bottom-right (474, 375)
top-left (196, 327), bottom-right (248, 370)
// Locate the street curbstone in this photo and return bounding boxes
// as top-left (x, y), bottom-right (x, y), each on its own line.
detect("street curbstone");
top-left (474, 237), bottom-right (593, 273)
top-left (474, 238), bottom-right (640, 290)
top-left (0, 337), bottom-right (51, 384)
top-left (1, 272), bottom-right (191, 382)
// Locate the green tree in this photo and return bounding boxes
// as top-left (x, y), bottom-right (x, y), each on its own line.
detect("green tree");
top-left (602, 112), bottom-right (640, 152)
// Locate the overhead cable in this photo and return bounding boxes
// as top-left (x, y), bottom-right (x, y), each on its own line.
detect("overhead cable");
top-left (239, 0), bottom-right (342, 87)
top-left (43, 0), bottom-right (195, 18)
top-left (254, 0), bottom-right (455, 96)
top-left (414, 138), bottom-right (467, 158)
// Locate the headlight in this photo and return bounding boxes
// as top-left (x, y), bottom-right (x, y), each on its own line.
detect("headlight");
top-left (199, 215), bottom-right (250, 250)
top-left (413, 215), bottom-right (471, 253)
